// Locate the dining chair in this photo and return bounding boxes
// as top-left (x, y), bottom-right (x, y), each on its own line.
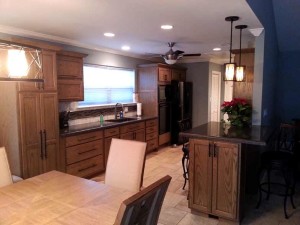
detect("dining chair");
top-left (177, 118), bottom-right (192, 190)
top-left (0, 146), bottom-right (13, 187)
top-left (256, 123), bottom-right (298, 219)
top-left (114, 175), bottom-right (171, 225)
top-left (105, 138), bottom-right (147, 192)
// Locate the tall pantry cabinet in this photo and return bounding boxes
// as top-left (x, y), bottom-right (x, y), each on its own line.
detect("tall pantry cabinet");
top-left (18, 50), bottom-right (59, 178)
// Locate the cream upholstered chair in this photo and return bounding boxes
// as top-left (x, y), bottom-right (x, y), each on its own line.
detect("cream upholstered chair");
top-left (105, 138), bottom-right (147, 192)
top-left (0, 146), bottom-right (13, 188)
top-left (114, 175), bottom-right (172, 225)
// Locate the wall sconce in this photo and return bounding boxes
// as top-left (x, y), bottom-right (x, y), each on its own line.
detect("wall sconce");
top-left (224, 16), bottom-right (239, 81)
top-left (235, 25), bottom-right (248, 82)
top-left (0, 41), bottom-right (43, 82)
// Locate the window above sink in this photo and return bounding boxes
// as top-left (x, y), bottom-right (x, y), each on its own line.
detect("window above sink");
top-left (78, 64), bottom-right (135, 108)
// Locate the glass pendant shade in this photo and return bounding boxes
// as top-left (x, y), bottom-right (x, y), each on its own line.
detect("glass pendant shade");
top-left (7, 49), bottom-right (29, 77)
top-left (164, 59), bottom-right (177, 65)
top-left (225, 63), bottom-right (236, 81)
top-left (236, 65), bottom-right (246, 81)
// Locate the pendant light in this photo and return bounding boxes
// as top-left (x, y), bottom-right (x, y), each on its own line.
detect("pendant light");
top-left (224, 16), bottom-right (239, 81)
top-left (235, 25), bottom-right (248, 82)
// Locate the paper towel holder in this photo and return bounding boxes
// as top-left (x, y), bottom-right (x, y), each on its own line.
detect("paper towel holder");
top-left (137, 102), bottom-right (142, 117)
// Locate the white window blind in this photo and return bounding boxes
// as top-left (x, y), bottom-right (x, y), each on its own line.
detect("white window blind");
top-left (78, 65), bottom-right (135, 107)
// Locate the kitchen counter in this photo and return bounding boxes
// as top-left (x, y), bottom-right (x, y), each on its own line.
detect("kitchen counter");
top-left (60, 116), bottom-right (157, 136)
top-left (180, 122), bottom-right (275, 146)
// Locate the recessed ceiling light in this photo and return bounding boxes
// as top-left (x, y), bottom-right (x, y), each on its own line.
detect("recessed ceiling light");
top-left (121, 45), bottom-right (130, 51)
top-left (104, 32), bottom-right (115, 37)
top-left (161, 25), bottom-right (173, 30)
top-left (213, 47), bottom-right (221, 51)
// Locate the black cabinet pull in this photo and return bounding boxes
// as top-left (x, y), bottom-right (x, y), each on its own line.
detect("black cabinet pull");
top-left (40, 130), bottom-right (43, 159)
top-left (78, 164), bottom-right (96, 172)
top-left (213, 144), bottom-right (217, 157)
top-left (208, 143), bottom-right (211, 157)
top-left (78, 148), bottom-right (97, 155)
top-left (44, 129), bottom-right (47, 158)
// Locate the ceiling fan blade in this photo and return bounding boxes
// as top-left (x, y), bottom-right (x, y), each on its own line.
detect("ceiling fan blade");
top-left (183, 53), bottom-right (201, 57)
top-left (144, 53), bottom-right (162, 58)
top-left (174, 50), bottom-right (184, 55)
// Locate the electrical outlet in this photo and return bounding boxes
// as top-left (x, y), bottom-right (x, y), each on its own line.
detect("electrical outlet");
top-left (124, 107), bottom-right (129, 112)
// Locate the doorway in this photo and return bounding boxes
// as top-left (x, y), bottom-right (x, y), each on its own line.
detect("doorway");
top-left (210, 71), bottom-right (221, 122)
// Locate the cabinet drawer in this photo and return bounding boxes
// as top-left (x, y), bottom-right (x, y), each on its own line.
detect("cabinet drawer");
top-left (147, 138), bottom-right (158, 152)
top-left (66, 155), bottom-right (104, 178)
top-left (66, 139), bottom-right (103, 165)
top-left (104, 127), bottom-right (120, 137)
top-left (120, 122), bottom-right (145, 133)
top-left (146, 132), bottom-right (158, 141)
top-left (146, 125), bottom-right (158, 134)
top-left (146, 119), bottom-right (158, 127)
top-left (66, 130), bottom-right (103, 147)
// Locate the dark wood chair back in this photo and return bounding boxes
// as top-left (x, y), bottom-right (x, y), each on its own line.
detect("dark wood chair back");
top-left (114, 175), bottom-right (172, 225)
top-left (178, 118), bottom-right (192, 145)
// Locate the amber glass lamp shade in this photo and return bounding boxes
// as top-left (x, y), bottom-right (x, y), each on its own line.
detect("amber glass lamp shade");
top-left (224, 63), bottom-right (236, 81)
top-left (236, 65), bottom-right (246, 82)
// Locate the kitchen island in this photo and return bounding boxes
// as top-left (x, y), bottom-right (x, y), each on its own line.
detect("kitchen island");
top-left (180, 122), bottom-right (274, 224)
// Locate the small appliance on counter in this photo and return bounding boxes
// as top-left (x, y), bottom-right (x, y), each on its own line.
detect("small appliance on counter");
top-left (59, 111), bottom-right (70, 129)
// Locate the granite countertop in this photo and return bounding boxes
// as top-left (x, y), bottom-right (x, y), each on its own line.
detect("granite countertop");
top-left (180, 122), bottom-right (275, 146)
top-left (60, 116), bottom-right (158, 137)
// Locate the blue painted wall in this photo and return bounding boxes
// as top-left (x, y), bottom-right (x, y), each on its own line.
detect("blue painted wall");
top-left (247, 0), bottom-right (279, 125)
top-left (276, 51), bottom-right (300, 122)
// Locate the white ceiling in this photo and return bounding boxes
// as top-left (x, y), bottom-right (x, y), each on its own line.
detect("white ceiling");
top-left (0, 0), bottom-right (262, 63)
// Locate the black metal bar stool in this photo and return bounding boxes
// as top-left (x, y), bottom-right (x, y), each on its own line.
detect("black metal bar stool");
top-left (178, 118), bottom-right (192, 190)
top-left (256, 123), bottom-right (298, 219)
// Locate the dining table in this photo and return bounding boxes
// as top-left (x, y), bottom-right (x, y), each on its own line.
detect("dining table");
top-left (0, 170), bottom-right (134, 225)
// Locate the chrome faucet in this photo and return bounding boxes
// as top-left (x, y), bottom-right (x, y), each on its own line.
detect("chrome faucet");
top-left (114, 103), bottom-right (123, 119)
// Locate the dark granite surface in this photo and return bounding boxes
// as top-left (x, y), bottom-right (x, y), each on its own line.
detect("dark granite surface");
top-left (60, 116), bottom-right (157, 137)
top-left (180, 122), bottom-right (275, 146)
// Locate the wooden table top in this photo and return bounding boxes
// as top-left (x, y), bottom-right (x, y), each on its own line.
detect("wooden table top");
top-left (0, 171), bottom-right (134, 225)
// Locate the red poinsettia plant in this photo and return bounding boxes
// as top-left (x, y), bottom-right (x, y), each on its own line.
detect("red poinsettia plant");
top-left (221, 98), bottom-right (252, 127)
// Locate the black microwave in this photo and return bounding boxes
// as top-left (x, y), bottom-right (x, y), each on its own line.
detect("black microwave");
top-left (158, 85), bottom-right (171, 102)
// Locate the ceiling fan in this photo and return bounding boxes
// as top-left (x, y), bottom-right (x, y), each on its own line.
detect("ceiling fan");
top-left (161, 42), bottom-right (201, 65)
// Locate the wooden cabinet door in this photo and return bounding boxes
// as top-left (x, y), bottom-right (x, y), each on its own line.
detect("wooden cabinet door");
top-left (120, 132), bottom-right (134, 140)
top-left (40, 93), bottom-right (59, 172)
top-left (135, 129), bottom-right (145, 142)
top-left (158, 67), bottom-right (171, 82)
top-left (42, 50), bottom-right (57, 91)
top-left (58, 79), bottom-right (84, 101)
top-left (57, 55), bottom-right (83, 79)
top-left (171, 69), bottom-right (186, 81)
top-left (189, 139), bottom-right (212, 213)
top-left (211, 142), bottom-right (239, 220)
top-left (19, 93), bottom-right (42, 178)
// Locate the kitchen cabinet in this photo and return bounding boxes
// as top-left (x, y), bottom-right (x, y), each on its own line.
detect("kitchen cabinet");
top-left (19, 92), bottom-right (59, 178)
top-left (64, 130), bottom-right (105, 178)
top-left (138, 63), bottom-right (186, 146)
top-left (189, 138), bottom-right (241, 220)
top-left (171, 68), bottom-right (186, 81)
top-left (18, 50), bottom-right (57, 92)
top-left (145, 119), bottom-right (158, 152)
top-left (57, 51), bottom-right (87, 101)
top-left (120, 121), bottom-right (145, 142)
top-left (104, 127), bottom-right (120, 166)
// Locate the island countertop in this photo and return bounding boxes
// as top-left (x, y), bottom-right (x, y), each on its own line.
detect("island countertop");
top-left (180, 122), bottom-right (275, 146)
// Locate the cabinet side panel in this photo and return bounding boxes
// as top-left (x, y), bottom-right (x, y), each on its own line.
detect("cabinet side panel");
top-left (212, 142), bottom-right (239, 220)
top-left (189, 139), bottom-right (211, 213)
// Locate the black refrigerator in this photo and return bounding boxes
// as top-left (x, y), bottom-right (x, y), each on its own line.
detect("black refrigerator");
top-left (170, 80), bottom-right (193, 145)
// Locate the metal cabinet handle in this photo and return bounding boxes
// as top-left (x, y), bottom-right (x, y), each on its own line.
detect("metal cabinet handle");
top-left (43, 129), bottom-right (47, 158)
top-left (78, 148), bottom-right (97, 155)
top-left (78, 164), bottom-right (96, 172)
top-left (40, 130), bottom-right (43, 159)
top-left (78, 136), bottom-right (96, 141)
top-left (213, 144), bottom-right (217, 157)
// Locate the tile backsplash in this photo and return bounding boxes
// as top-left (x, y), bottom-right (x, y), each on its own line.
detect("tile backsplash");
top-left (59, 102), bottom-right (137, 126)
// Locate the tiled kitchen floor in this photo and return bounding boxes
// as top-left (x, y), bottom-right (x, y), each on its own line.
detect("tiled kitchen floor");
top-left (142, 145), bottom-right (300, 225)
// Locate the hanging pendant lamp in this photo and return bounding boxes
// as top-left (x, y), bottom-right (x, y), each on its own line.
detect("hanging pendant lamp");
top-left (224, 16), bottom-right (239, 81)
top-left (235, 25), bottom-right (248, 82)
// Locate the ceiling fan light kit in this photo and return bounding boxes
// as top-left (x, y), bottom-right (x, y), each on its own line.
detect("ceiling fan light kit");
top-left (235, 25), bottom-right (248, 82)
top-left (224, 16), bottom-right (239, 81)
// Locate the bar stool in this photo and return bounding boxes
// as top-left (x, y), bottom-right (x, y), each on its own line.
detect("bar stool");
top-left (178, 118), bottom-right (192, 190)
top-left (256, 123), bottom-right (298, 219)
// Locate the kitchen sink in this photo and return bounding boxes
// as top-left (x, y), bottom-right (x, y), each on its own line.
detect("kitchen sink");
top-left (105, 117), bottom-right (138, 123)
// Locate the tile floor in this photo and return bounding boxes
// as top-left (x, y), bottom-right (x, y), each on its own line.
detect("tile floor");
top-left (142, 145), bottom-right (300, 225)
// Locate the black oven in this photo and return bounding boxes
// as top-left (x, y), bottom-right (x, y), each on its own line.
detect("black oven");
top-left (159, 102), bottom-right (171, 135)
top-left (158, 85), bottom-right (171, 103)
